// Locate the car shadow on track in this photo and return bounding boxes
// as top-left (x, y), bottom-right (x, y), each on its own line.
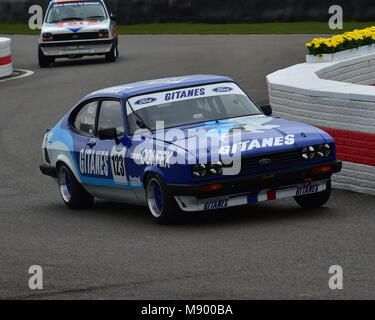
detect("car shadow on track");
top-left (46, 56), bottom-right (123, 68)
top-left (82, 199), bottom-right (333, 227)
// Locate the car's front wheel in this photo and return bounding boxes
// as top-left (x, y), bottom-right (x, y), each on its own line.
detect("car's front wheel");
top-left (145, 174), bottom-right (181, 224)
top-left (38, 47), bottom-right (54, 68)
top-left (105, 40), bottom-right (118, 62)
top-left (294, 180), bottom-right (332, 208)
top-left (57, 164), bottom-right (93, 209)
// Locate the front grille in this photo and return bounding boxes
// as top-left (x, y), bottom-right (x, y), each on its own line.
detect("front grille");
top-left (52, 32), bottom-right (99, 41)
top-left (240, 148), bottom-right (304, 173)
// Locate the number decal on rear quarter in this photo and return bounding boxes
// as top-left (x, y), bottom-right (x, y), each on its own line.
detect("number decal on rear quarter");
top-left (110, 145), bottom-right (128, 185)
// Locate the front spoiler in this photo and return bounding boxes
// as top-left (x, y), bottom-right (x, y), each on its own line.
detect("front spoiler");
top-left (174, 179), bottom-right (329, 212)
top-left (40, 164), bottom-right (57, 178)
top-left (39, 39), bottom-right (113, 57)
top-left (168, 160), bottom-right (342, 198)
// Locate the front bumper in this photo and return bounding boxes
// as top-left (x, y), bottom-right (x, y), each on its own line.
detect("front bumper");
top-left (40, 164), bottom-right (57, 178)
top-left (39, 39), bottom-right (113, 57)
top-left (168, 160), bottom-right (342, 198)
top-left (174, 179), bottom-right (329, 212)
top-left (170, 160), bottom-right (341, 212)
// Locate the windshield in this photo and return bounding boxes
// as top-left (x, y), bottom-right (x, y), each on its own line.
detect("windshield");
top-left (126, 82), bottom-right (262, 134)
top-left (46, 1), bottom-right (107, 23)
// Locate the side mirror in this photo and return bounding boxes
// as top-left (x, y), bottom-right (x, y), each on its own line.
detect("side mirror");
top-left (260, 104), bottom-right (272, 116)
top-left (110, 13), bottom-right (118, 21)
top-left (98, 127), bottom-right (120, 144)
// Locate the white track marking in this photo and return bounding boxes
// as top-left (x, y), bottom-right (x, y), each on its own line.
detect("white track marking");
top-left (0, 69), bottom-right (34, 83)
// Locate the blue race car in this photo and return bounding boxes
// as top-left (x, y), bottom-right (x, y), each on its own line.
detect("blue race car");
top-left (40, 75), bottom-right (342, 224)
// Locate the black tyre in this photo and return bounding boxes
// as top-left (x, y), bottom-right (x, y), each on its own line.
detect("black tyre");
top-left (38, 47), bottom-right (53, 68)
top-left (145, 174), bottom-right (181, 224)
top-left (294, 180), bottom-right (331, 208)
top-left (57, 164), bottom-right (93, 209)
top-left (105, 40), bottom-right (118, 62)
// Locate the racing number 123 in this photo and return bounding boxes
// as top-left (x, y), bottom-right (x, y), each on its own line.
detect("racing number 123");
top-left (110, 146), bottom-right (128, 185)
top-left (111, 154), bottom-right (125, 177)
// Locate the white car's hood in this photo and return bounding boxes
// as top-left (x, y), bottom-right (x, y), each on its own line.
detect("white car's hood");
top-left (42, 19), bottom-right (110, 34)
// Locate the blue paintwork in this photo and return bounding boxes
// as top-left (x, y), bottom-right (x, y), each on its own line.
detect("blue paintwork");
top-left (46, 75), bottom-right (337, 193)
top-left (84, 75), bottom-right (233, 101)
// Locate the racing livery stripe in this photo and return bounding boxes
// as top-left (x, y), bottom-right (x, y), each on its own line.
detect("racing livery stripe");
top-left (0, 55), bottom-right (11, 66)
top-left (319, 127), bottom-right (375, 167)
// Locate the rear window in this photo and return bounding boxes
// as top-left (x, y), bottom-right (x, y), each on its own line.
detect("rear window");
top-left (73, 101), bottom-right (98, 134)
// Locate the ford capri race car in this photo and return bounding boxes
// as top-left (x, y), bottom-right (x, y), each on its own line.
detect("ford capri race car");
top-left (38, 0), bottom-right (118, 67)
top-left (40, 75), bottom-right (342, 224)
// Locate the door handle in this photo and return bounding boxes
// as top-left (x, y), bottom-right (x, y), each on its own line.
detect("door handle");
top-left (87, 140), bottom-right (96, 147)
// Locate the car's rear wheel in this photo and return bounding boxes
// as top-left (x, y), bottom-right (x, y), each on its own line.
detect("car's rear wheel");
top-left (105, 40), bottom-right (118, 62)
top-left (38, 47), bottom-right (53, 68)
top-left (57, 164), bottom-right (93, 209)
top-left (145, 175), bottom-right (181, 224)
top-left (294, 180), bottom-right (331, 208)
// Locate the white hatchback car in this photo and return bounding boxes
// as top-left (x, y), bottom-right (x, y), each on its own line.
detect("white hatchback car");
top-left (38, 0), bottom-right (118, 67)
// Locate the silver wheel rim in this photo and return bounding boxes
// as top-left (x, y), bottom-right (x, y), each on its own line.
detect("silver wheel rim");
top-left (59, 167), bottom-right (72, 203)
top-left (147, 179), bottom-right (164, 218)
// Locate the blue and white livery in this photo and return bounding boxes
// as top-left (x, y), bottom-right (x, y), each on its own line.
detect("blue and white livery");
top-left (40, 75), bottom-right (342, 224)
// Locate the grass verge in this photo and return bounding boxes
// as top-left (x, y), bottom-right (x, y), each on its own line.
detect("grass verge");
top-left (2, 22), bottom-right (375, 35)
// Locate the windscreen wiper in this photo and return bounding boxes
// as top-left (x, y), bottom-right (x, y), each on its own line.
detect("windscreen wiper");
top-left (59, 17), bottom-right (83, 21)
top-left (126, 102), bottom-right (153, 132)
top-left (85, 15), bottom-right (106, 19)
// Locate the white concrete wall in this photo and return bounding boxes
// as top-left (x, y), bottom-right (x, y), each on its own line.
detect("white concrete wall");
top-left (267, 52), bottom-right (375, 195)
top-left (0, 37), bottom-right (12, 78)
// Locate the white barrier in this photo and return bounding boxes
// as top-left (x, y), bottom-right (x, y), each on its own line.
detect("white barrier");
top-left (267, 51), bottom-right (375, 195)
top-left (0, 37), bottom-right (12, 78)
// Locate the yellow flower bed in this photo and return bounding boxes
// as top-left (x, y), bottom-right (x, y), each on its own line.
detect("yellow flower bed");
top-left (306, 26), bottom-right (375, 55)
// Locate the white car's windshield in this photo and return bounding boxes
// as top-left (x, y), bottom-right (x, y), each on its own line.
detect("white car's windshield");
top-left (126, 82), bottom-right (262, 134)
top-left (46, 1), bottom-right (107, 23)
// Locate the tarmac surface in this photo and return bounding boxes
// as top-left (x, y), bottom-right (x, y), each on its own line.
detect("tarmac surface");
top-left (0, 34), bottom-right (374, 299)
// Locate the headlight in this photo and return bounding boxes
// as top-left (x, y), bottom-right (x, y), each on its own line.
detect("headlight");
top-left (323, 144), bottom-right (331, 157)
top-left (192, 161), bottom-right (223, 178)
top-left (302, 144), bottom-right (331, 160)
top-left (42, 33), bottom-right (53, 42)
top-left (209, 161), bottom-right (224, 176)
top-left (302, 146), bottom-right (316, 160)
top-left (316, 144), bottom-right (331, 158)
top-left (192, 164), bottom-right (207, 178)
top-left (98, 29), bottom-right (109, 38)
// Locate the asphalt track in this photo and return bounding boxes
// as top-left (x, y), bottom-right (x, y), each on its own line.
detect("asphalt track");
top-left (0, 34), bottom-right (374, 300)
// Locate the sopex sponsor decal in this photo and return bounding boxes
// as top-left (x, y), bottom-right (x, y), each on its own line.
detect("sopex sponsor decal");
top-left (131, 149), bottom-right (174, 168)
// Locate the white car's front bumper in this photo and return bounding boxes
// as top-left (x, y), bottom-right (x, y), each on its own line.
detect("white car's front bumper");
top-left (39, 39), bottom-right (113, 57)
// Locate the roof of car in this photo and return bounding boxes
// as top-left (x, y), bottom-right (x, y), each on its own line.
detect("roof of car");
top-left (85, 75), bottom-right (234, 100)
top-left (51, 0), bottom-right (103, 3)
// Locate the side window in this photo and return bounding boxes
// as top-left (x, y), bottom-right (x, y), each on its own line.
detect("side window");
top-left (73, 101), bottom-right (98, 135)
top-left (97, 100), bottom-right (125, 137)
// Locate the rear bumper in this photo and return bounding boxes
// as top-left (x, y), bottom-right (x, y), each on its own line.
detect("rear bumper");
top-left (40, 164), bottom-right (57, 178)
top-left (168, 160), bottom-right (342, 198)
top-left (39, 39), bottom-right (113, 57)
